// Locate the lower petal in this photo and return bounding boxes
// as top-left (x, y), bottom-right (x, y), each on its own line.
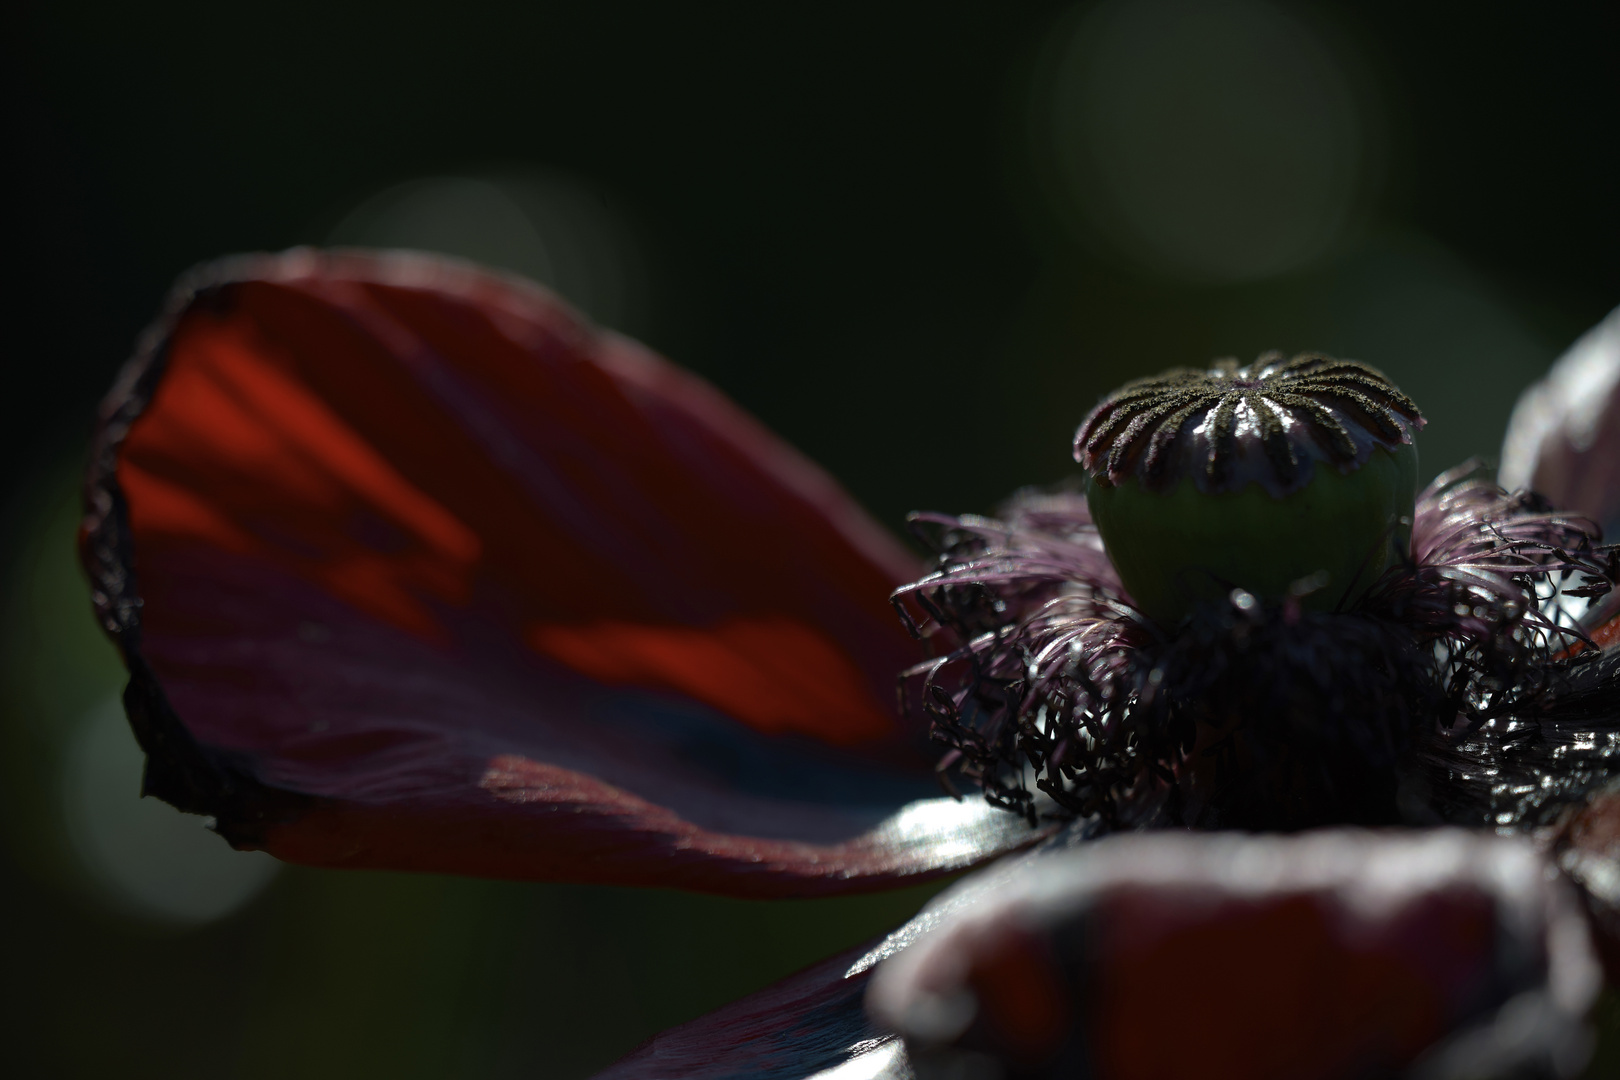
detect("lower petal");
top-left (869, 829), bottom-right (1600, 1079)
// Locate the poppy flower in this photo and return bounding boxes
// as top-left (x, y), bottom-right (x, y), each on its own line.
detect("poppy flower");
top-left (82, 249), bottom-right (1620, 1078)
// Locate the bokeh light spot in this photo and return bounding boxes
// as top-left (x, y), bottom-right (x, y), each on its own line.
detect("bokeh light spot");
top-left (1043, 0), bottom-right (1373, 283)
top-left (327, 171), bottom-right (648, 334)
top-left (63, 694), bottom-right (278, 925)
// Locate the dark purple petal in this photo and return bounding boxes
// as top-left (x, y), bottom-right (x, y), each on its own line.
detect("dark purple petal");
top-left (82, 249), bottom-right (1051, 894)
top-left (1501, 304), bottom-right (1620, 541)
top-left (868, 829), bottom-right (1600, 1080)
top-left (593, 942), bottom-right (908, 1080)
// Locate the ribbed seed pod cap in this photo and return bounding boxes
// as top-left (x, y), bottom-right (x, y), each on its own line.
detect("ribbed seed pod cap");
top-left (1077, 353), bottom-right (1424, 622)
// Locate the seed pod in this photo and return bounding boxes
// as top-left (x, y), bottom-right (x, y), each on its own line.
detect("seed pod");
top-left (1076, 352), bottom-right (1423, 622)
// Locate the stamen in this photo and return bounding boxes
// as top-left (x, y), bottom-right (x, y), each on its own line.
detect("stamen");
top-left (896, 466), bottom-right (1619, 832)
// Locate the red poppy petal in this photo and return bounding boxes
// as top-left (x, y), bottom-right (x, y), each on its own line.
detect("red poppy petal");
top-left (84, 249), bottom-right (1047, 894)
top-left (868, 830), bottom-right (1601, 1079)
top-left (1501, 304), bottom-right (1620, 540)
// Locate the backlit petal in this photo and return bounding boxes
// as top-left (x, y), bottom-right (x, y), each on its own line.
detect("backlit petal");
top-left (1501, 304), bottom-right (1620, 539)
top-left (83, 249), bottom-right (1047, 894)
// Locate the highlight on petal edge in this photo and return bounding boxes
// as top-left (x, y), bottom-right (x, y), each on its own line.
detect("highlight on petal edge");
top-left (1502, 305), bottom-right (1620, 544)
top-left (80, 249), bottom-right (1048, 895)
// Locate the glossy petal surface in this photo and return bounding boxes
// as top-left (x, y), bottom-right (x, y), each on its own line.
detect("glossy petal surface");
top-left (82, 249), bottom-right (1047, 894)
top-left (1501, 304), bottom-right (1620, 540)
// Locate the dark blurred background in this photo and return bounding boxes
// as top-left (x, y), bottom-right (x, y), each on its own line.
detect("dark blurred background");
top-left (3, 1), bottom-right (1617, 1076)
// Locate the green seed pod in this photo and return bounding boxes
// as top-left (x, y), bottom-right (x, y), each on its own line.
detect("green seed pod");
top-left (1076, 352), bottom-right (1423, 623)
